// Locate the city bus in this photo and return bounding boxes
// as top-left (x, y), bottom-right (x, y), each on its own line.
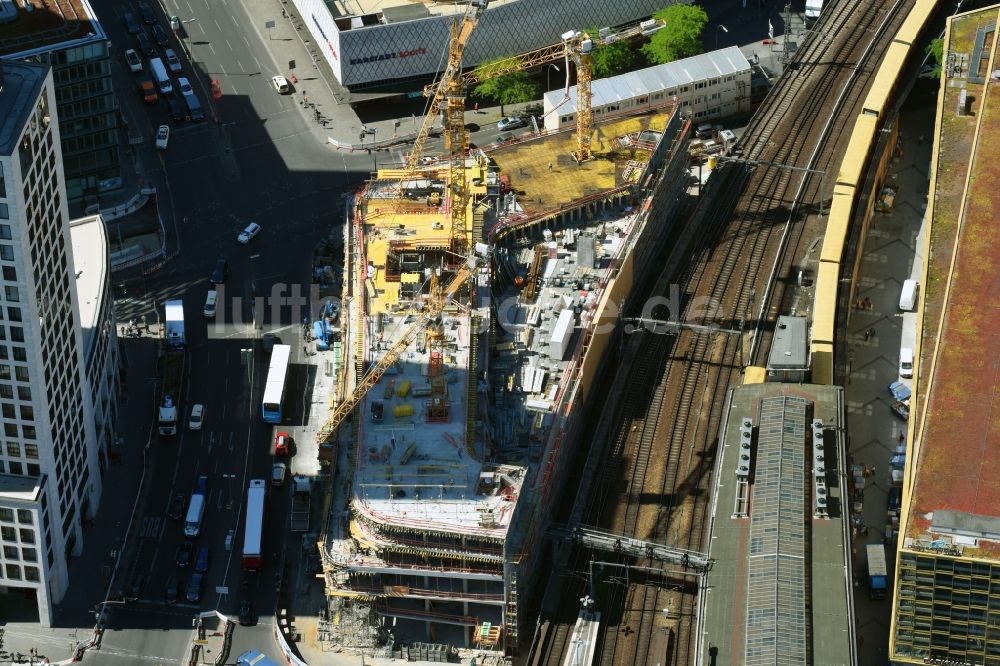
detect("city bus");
top-left (261, 344), bottom-right (291, 423)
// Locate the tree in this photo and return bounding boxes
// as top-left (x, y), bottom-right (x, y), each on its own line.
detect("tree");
top-left (924, 38), bottom-right (944, 79)
top-left (472, 57), bottom-right (540, 116)
top-left (641, 4), bottom-right (709, 65)
top-left (587, 29), bottom-right (637, 78)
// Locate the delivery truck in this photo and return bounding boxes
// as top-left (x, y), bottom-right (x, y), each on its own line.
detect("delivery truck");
top-left (867, 543), bottom-right (888, 599)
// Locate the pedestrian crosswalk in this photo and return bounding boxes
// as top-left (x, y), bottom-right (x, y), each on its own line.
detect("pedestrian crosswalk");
top-left (139, 516), bottom-right (164, 539)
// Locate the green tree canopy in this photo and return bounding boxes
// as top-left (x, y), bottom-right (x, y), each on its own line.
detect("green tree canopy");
top-left (641, 4), bottom-right (709, 65)
top-left (924, 37), bottom-right (944, 79)
top-left (586, 28), bottom-right (637, 78)
top-left (472, 58), bottom-right (540, 115)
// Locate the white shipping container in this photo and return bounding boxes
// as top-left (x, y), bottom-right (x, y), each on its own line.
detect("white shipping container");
top-left (549, 309), bottom-right (575, 360)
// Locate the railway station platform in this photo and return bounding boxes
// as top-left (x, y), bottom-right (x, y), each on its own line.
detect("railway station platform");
top-left (698, 382), bottom-right (851, 664)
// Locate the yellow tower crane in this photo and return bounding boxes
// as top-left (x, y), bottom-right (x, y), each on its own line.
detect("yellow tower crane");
top-left (314, 252), bottom-right (483, 445)
top-left (429, 20), bottom-right (664, 163)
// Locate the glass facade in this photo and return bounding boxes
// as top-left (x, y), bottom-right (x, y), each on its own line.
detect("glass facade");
top-left (893, 550), bottom-right (1000, 663)
top-left (25, 40), bottom-right (121, 209)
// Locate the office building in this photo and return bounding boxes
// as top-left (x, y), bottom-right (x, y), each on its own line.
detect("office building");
top-left (0, 59), bottom-right (105, 626)
top-left (0, 0), bottom-right (121, 212)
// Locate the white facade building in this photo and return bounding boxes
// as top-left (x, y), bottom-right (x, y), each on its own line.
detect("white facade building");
top-left (543, 46), bottom-right (753, 131)
top-left (291, 0), bottom-right (678, 89)
top-left (0, 60), bottom-right (107, 626)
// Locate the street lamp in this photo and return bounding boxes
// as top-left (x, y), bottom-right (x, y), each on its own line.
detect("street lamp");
top-left (716, 24), bottom-right (729, 50)
top-left (547, 63), bottom-right (561, 91)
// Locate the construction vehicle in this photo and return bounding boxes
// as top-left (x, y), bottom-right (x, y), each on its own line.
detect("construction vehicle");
top-left (315, 248), bottom-right (487, 445)
top-left (867, 543), bottom-right (888, 599)
top-left (290, 475), bottom-right (311, 533)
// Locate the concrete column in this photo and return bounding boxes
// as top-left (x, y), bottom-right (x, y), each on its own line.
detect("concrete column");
top-left (463, 578), bottom-right (470, 648)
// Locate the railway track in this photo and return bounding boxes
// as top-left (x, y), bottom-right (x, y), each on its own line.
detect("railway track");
top-left (537, 0), bottom-right (918, 664)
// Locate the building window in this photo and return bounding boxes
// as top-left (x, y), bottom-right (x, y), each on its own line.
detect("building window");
top-left (1, 266), bottom-right (13, 281)
top-left (14, 366), bottom-right (27, 381)
top-left (12, 347), bottom-right (25, 362)
top-left (24, 444), bottom-right (37, 460)
top-left (0, 204), bottom-right (7, 220)
top-left (6, 442), bottom-right (19, 457)
top-left (20, 405), bottom-right (33, 421)
top-left (0, 385), bottom-right (11, 399)
top-left (0, 508), bottom-right (12, 522)
top-left (17, 510), bottom-right (32, 524)
top-left (0, 225), bottom-right (9, 240)
top-left (21, 546), bottom-right (37, 561)
top-left (1, 403), bottom-right (13, 419)
top-left (3, 286), bottom-right (17, 302)
top-left (8, 461), bottom-right (22, 475)
top-left (18, 528), bottom-right (33, 544)
top-left (1, 525), bottom-right (15, 540)
top-left (4, 423), bottom-right (17, 438)
top-left (0, 246), bottom-right (12, 262)
top-left (10, 327), bottom-right (23, 343)
top-left (27, 463), bottom-right (39, 476)
top-left (22, 425), bottom-right (35, 440)
top-left (24, 566), bottom-right (39, 582)
top-left (2, 545), bottom-right (15, 559)
top-left (18, 386), bottom-right (30, 401)
top-left (7, 307), bottom-right (20, 322)
top-left (5, 563), bottom-right (21, 579)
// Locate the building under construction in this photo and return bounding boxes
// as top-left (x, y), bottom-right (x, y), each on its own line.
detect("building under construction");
top-left (319, 96), bottom-right (694, 655)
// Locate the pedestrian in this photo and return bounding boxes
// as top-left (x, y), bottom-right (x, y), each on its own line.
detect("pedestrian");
top-left (868, 327), bottom-right (875, 338)
top-left (864, 329), bottom-right (871, 341)
top-left (281, 7), bottom-right (287, 17)
top-left (474, 102), bottom-right (479, 113)
top-left (863, 296), bottom-right (872, 309)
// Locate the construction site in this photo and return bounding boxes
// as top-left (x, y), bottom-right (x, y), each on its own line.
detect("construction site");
top-left (310, 2), bottom-right (694, 658)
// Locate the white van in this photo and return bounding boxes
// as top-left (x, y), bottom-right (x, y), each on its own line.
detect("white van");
top-left (150, 57), bottom-right (172, 95)
top-left (899, 279), bottom-right (919, 311)
top-left (203, 290), bottom-right (218, 317)
top-left (899, 347), bottom-right (914, 378)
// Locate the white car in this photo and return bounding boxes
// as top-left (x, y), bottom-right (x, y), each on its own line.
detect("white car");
top-left (237, 222), bottom-right (261, 244)
top-left (164, 48), bottom-right (182, 73)
top-left (271, 462), bottom-right (287, 486)
top-left (155, 125), bottom-right (170, 150)
top-left (125, 48), bottom-right (142, 73)
top-left (271, 75), bottom-right (291, 94)
top-left (188, 404), bottom-right (205, 430)
top-left (177, 76), bottom-right (193, 96)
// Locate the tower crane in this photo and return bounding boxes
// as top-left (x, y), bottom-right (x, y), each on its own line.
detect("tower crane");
top-left (314, 251), bottom-right (484, 445)
top-left (394, 0), bottom-right (490, 258)
top-left (425, 19), bottom-right (664, 163)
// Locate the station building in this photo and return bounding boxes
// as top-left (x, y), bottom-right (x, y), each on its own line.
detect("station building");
top-left (0, 59), bottom-right (115, 626)
top-left (0, 0), bottom-right (121, 213)
top-left (289, 0), bottom-right (677, 90)
top-left (542, 46), bottom-right (753, 131)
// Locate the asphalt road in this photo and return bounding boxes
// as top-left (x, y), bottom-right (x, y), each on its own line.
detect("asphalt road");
top-left (23, 0), bottom-right (369, 662)
top-left (0, 0), bottom-right (533, 662)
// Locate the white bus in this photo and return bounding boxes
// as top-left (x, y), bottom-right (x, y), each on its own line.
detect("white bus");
top-left (261, 344), bottom-right (291, 423)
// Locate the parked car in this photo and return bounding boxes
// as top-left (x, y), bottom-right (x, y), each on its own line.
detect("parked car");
top-left (495, 133), bottom-right (514, 145)
top-left (177, 76), bottom-right (193, 96)
top-left (271, 462), bottom-right (287, 487)
top-left (239, 599), bottom-right (255, 626)
top-left (124, 10), bottom-right (141, 34)
top-left (271, 75), bottom-right (291, 93)
top-left (888, 485), bottom-right (902, 511)
top-left (237, 222), bottom-right (261, 244)
top-left (155, 125), bottom-right (170, 150)
top-left (186, 572), bottom-right (203, 603)
top-left (210, 258), bottom-right (228, 284)
top-left (274, 431), bottom-right (292, 456)
top-left (165, 576), bottom-right (181, 604)
top-left (167, 96), bottom-right (185, 122)
top-left (124, 48), bottom-right (142, 73)
top-left (175, 540), bottom-right (194, 567)
top-left (136, 30), bottom-right (155, 56)
top-left (195, 546), bottom-right (210, 573)
top-left (138, 1), bottom-right (156, 23)
top-left (165, 48), bottom-right (182, 73)
top-left (168, 493), bottom-right (186, 520)
top-left (497, 116), bottom-right (527, 131)
top-left (170, 15), bottom-right (181, 32)
top-left (152, 24), bottom-right (170, 47)
top-left (188, 403), bottom-right (204, 430)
